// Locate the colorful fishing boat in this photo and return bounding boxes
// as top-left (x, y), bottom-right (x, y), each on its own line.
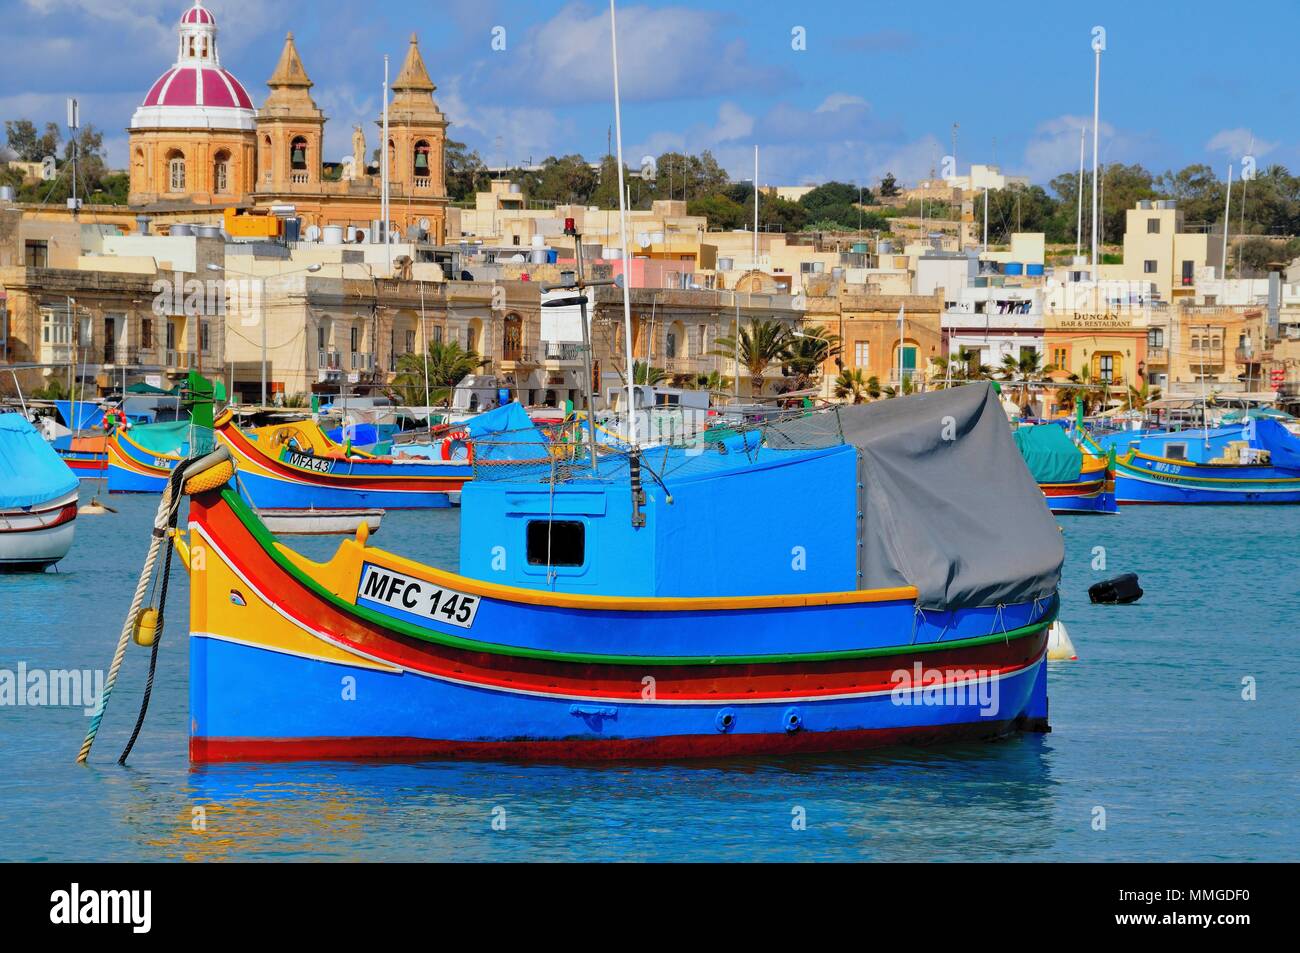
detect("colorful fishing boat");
top-left (1084, 420), bottom-right (1300, 504)
top-left (214, 410), bottom-right (467, 509)
top-left (176, 383), bottom-right (1062, 763)
top-left (0, 414), bottom-right (80, 571)
top-left (215, 402), bottom-right (554, 510)
top-left (1013, 423), bottom-right (1117, 515)
top-left (107, 419), bottom-right (202, 493)
top-left (57, 434), bottom-right (109, 478)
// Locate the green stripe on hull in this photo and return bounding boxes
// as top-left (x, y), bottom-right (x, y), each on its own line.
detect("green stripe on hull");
top-left (216, 487), bottom-right (1055, 668)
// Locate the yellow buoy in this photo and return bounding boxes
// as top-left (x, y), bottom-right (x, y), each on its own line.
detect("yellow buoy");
top-left (133, 608), bottom-right (161, 647)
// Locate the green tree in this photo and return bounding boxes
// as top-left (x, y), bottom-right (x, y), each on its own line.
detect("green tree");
top-left (532, 154), bottom-right (598, 205)
top-left (998, 350), bottom-right (1057, 412)
top-left (879, 173), bottom-right (901, 197)
top-left (687, 192), bottom-right (747, 229)
top-left (632, 360), bottom-right (669, 385)
top-left (445, 139), bottom-right (488, 202)
top-left (710, 318), bottom-right (794, 396)
top-left (389, 341), bottom-right (483, 405)
top-left (781, 325), bottom-right (842, 391)
top-left (4, 119), bottom-right (60, 162)
top-left (833, 369), bottom-right (869, 403)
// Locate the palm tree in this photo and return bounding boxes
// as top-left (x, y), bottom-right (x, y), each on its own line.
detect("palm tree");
top-left (710, 318), bottom-right (794, 397)
top-left (632, 360), bottom-right (669, 386)
top-left (833, 369), bottom-right (869, 404)
top-left (1125, 382), bottom-right (1161, 411)
top-left (782, 325), bottom-right (843, 392)
top-left (1067, 365), bottom-right (1107, 415)
top-left (389, 341), bottom-right (483, 406)
top-left (930, 346), bottom-right (992, 388)
top-left (694, 370), bottom-right (732, 394)
top-left (31, 377), bottom-right (72, 400)
top-left (999, 350), bottom-right (1058, 413)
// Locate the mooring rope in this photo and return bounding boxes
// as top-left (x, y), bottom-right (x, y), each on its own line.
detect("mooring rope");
top-left (117, 508), bottom-right (179, 765)
top-left (76, 480), bottom-right (178, 764)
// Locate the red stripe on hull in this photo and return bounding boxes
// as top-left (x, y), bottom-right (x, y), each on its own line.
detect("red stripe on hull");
top-left (0, 502), bottom-right (78, 534)
top-left (1041, 478), bottom-right (1105, 498)
top-left (196, 494), bottom-right (1047, 701)
top-left (191, 718), bottom-right (1030, 764)
top-left (220, 425), bottom-right (467, 493)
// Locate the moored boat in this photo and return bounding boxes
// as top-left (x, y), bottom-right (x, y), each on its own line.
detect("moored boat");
top-left (214, 410), bottom-right (469, 509)
top-left (177, 383), bottom-right (1063, 763)
top-left (1085, 420), bottom-right (1300, 504)
top-left (1014, 423), bottom-right (1117, 514)
top-left (0, 414), bottom-right (80, 571)
top-left (107, 420), bottom-right (199, 493)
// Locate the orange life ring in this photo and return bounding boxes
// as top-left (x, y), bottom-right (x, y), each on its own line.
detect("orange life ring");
top-left (440, 430), bottom-right (474, 464)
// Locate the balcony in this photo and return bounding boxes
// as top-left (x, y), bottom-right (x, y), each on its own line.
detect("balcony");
top-left (543, 342), bottom-right (585, 365)
top-left (502, 347), bottom-right (536, 367)
top-left (349, 352), bottom-right (374, 372)
top-left (413, 176), bottom-right (432, 191)
top-left (1234, 346), bottom-right (1273, 364)
top-left (1147, 346), bottom-right (1169, 364)
top-left (318, 349), bottom-right (341, 370)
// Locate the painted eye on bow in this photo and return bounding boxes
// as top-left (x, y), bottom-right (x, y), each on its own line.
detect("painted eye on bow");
top-left (229, 590), bottom-right (247, 607)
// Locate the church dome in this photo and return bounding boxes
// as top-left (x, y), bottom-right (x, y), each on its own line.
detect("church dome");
top-left (131, 2), bottom-right (256, 131)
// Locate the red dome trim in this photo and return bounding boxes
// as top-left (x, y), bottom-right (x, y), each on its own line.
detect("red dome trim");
top-left (181, 5), bottom-right (215, 25)
top-left (140, 66), bottom-right (254, 111)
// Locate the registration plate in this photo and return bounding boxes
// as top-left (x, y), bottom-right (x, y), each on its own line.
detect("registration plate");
top-left (356, 564), bottom-right (480, 629)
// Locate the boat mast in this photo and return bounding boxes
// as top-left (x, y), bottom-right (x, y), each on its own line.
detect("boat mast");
top-left (1076, 126), bottom-right (1085, 258)
top-left (608, 0), bottom-right (637, 447)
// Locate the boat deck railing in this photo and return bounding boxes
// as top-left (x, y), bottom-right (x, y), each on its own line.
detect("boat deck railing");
top-left (470, 407), bottom-right (849, 486)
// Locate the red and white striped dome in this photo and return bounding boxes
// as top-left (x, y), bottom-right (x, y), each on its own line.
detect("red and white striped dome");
top-left (180, 2), bottom-right (215, 25)
top-left (141, 67), bottom-right (253, 111)
top-left (131, 2), bottom-right (256, 131)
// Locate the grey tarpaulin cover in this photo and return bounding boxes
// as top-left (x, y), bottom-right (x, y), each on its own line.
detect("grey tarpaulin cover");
top-left (780, 383), bottom-right (1063, 610)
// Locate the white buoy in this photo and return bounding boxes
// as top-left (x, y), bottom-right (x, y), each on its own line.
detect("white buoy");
top-left (1047, 620), bottom-right (1078, 661)
top-left (78, 496), bottom-right (116, 515)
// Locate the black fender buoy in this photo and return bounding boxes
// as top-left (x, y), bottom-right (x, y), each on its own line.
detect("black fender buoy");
top-left (1088, 572), bottom-right (1143, 605)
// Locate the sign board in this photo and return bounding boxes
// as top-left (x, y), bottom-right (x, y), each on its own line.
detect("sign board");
top-left (356, 563), bottom-right (481, 630)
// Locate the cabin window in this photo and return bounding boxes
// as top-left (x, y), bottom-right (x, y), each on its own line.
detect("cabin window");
top-left (526, 520), bottom-right (585, 567)
top-left (1165, 443), bottom-right (1188, 461)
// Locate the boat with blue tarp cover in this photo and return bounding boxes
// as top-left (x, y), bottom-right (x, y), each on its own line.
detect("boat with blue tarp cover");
top-left (0, 413), bottom-right (80, 571)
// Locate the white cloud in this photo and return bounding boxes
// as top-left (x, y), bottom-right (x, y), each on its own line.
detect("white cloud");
top-left (1020, 114), bottom-right (1155, 185)
top-left (1205, 128), bottom-right (1277, 160)
top-left (471, 2), bottom-right (784, 106)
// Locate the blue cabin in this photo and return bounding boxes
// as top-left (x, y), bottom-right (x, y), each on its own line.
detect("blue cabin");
top-left (458, 443), bottom-right (860, 597)
top-left (1101, 425), bottom-right (1264, 464)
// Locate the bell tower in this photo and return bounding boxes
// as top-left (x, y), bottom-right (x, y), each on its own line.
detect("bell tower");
top-left (381, 34), bottom-right (449, 200)
top-left (255, 32), bottom-right (325, 192)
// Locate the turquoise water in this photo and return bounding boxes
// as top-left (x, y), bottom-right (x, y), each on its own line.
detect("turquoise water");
top-left (1, 487), bottom-right (1296, 861)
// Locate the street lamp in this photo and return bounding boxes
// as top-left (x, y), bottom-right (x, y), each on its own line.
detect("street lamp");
top-left (208, 261), bottom-right (322, 406)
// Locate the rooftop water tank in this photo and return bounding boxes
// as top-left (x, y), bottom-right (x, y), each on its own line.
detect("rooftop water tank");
top-left (851, 241), bottom-right (869, 254)
top-left (323, 225), bottom-right (344, 246)
top-left (1026, 263), bottom-right (1045, 276)
top-left (1005, 262), bottom-right (1024, 276)
top-left (170, 224), bottom-right (194, 237)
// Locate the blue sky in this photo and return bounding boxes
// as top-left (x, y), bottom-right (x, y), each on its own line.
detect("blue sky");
top-left (1, 0), bottom-right (1293, 191)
